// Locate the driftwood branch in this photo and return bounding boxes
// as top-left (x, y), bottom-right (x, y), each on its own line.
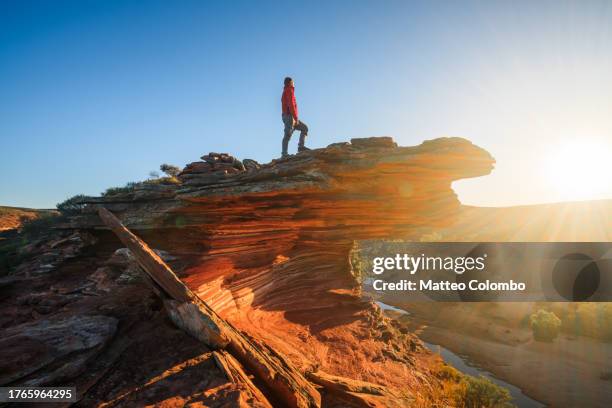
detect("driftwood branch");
top-left (307, 370), bottom-right (415, 408)
top-left (307, 370), bottom-right (387, 396)
top-left (213, 350), bottom-right (273, 408)
top-left (97, 207), bottom-right (321, 408)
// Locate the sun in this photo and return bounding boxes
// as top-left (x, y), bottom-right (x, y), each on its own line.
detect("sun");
top-left (543, 140), bottom-right (611, 201)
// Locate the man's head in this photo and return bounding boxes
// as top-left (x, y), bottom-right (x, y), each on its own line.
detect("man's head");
top-left (284, 77), bottom-right (294, 87)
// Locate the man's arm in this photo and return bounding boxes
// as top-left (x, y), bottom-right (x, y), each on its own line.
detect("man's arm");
top-left (290, 88), bottom-right (298, 122)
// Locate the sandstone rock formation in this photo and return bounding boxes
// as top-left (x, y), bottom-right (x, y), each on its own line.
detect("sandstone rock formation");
top-left (1, 136), bottom-right (494, 406)
top-left (179, 152), bottom-right (246, 185)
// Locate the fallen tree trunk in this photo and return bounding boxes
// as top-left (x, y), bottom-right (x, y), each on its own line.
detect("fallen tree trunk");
top-left (306, 370), bottom-right (413, 408)
top-left (97, 207), bottom-right (321, 408)
top-left (213, 350), bottom-right (273, 408)
top-left (307, 370), bottom-right (386, 396)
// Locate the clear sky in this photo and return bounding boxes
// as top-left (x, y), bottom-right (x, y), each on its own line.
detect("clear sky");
top-left (1, 0), bottom-right (611, 209)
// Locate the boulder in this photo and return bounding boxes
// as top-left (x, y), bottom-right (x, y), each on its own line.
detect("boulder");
top-left (242, 159), bottom-right (261, 171)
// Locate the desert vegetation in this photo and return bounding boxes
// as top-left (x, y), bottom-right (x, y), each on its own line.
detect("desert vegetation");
top-left (426, 363), bottom-right (515, 408)
top-left (56, 194), bottom-right (93, 215)
top-left (541, 302), bottom-right (612, 342)
top-left (102, 163), bottom-right (182, 197)
top-left (530, 309), bottom-right (562, 342)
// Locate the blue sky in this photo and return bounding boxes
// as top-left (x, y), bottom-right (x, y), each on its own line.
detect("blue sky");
top-left (1, 0), bottom-right (612, 208)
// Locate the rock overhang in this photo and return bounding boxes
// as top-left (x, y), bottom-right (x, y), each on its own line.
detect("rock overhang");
top-left (23, 135), bottom-right (498, 404)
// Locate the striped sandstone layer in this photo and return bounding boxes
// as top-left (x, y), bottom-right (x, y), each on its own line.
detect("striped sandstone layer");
top-left (71, 136), bottom-right (494, 404)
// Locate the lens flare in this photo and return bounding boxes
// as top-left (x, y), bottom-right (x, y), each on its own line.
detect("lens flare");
top-left (543, 140), bottom-right (611, 201)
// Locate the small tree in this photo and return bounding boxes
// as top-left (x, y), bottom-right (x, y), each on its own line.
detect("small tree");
top-left (56, 194), bottom-right (92, 215)
top-left (462, 376), bottom-right (514, 408)
top-left (160, 163), bottom-right (181, 178)
top-left (530, 309), bottom-right (562, 342)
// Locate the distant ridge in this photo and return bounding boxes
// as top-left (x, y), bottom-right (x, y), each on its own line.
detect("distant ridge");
top-left (0, 206), bottom-right (54, 232)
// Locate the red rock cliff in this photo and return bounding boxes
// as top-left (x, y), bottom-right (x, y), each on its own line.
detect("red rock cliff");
top-left (66, 136), bottom-right (493, 402)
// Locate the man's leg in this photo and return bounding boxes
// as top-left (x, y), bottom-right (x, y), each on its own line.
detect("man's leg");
top-left (294, 120), bottom-right (309, 150)
top-left (282, 115), bottom-right (294, 156)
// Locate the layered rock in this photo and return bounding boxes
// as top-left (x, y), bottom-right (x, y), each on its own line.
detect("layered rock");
top-left (179, 152), bottom-right (248, 186)
top-left (64, 136), bottom-right (494, 402)
top-left (0, 136), bottom-right (494, 406)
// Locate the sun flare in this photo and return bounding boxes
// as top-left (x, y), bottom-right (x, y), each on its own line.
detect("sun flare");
top-left (543, 140), bottom-right (611, 201)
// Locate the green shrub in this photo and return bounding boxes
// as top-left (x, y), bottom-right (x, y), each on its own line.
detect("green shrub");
top-left (142, 176), bottom-right (180, 185)
top-left (433, 360), bottom-right (514, 407)
top-left (102, 182), bottom-right (138, 197)
top-left (530, 309), bottom-right (562, 342)
top-left (461, 375), bottom-right (514, 408)
top-left (437, 364), bottom-right (463, 382)
top-left (160, 163), bottom-right (181, 177)
top-left (56, 194), bottom-right (92, 215)
top-left (101, 175), bottom-right (181, 197)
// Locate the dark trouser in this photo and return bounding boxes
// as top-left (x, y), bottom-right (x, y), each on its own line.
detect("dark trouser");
top-left (282, 114), bottom-right (308, 155)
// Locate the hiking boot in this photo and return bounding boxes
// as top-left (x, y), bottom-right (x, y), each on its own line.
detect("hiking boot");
top-left (281, 152), bottom-right (289, 158)
top-left (298, 146), bottom-right (311, 153)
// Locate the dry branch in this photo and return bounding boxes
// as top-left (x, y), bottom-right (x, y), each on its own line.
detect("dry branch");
top-left (212, 350), bottom-right (273, 408)
top-left (97, 207), bottom-right (321, 408)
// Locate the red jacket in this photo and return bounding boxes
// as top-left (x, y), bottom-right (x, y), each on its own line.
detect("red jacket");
top-left (281, 85), bottom-right (298, 119)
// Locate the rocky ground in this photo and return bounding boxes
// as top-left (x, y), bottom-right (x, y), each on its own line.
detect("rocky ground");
top-left (0, 136), bottom-right (495, 407)
top-left (0, 229), bottom-right (266, 407)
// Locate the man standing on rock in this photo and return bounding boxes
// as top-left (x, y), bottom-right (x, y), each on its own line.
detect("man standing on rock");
top-left (281, 77), bottom-right (309, 157)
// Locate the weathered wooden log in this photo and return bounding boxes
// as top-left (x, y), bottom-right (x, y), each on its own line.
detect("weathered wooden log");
top-left (97, 207), bottom-right (321, 408)
top-left (306, 370), bottom-right (412, 408)
top-left (212, 350), bottom-right (273, 408)
top-left (307, 370), bottom-right (386, 396)
top-left (98, 207), bottom-right (229, 348)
